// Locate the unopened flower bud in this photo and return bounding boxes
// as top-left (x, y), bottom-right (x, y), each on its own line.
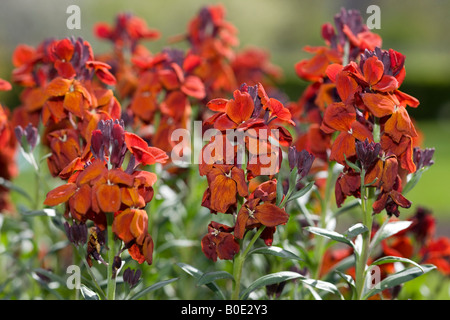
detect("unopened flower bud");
top-left (64, 221), bottom-right (88, 247)
top-left (355, 138), bottom-right (381, 170)
top-left (413, 147), bottom-right (435, 171)
top-left (14, 123), bottom-right (39, 152)
top-left (288, 146), bottom-right (315, 180)
top-left (123, 267), bottom-right (142, 288)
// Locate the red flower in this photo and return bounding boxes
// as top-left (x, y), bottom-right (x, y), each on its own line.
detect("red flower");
top-left (204, 164), bottom-right (248, 214)
top-left (201, 221), bottom-right (240, 261)
top-left (420, 238), bottom-right (450, 276)
top-left (234, 198), bottom-right (289, 240)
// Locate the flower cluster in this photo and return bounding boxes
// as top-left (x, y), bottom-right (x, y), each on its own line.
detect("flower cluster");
top-left (323, 46), bottom-right (420, 217)
top-left (0, 79), bottom-right (18, 212)
top-left (44, 119), bottom-right (167, 264)
top-left (199, 82), bottom-right (313, 261)
top-left (321, 207), bottom-right (449, 299)
top-left (290, 8), bottom-right (422, 218)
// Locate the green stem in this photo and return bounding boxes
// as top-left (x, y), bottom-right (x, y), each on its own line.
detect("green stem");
top-left (75, 246), bottom-right (107, 300)
top-left (312, 162), bottom-right (336, 280)
top-left (106, 212), bottom-right (116, 300)
top-left (231, 226), bottom-right (266, 300)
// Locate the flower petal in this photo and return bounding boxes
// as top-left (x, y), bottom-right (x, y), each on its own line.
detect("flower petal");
top-left (96, 184), bottom-right (121, 213)
top-left (44, 183), bottom-right (77, 206)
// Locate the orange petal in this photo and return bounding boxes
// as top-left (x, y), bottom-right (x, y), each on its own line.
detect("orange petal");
top-left (384, 107), bottom-right (418, 143)
top-left (330, 132), bottom-right (356, 164)
top-left (44, 183), bottom-right (77, 206)
top-left (226, 90), bottom-right (254, 124)
top-left (113, 208), bottom-right (135, 243)
top-left (96, 184), bottom-right (121, 213)
top-left (320, 102), bottom-right (355, 134)
top-left (181, 75), bottom-right (205, 100)
top-left (372, 75), bottom-right (398, 92)
top-left (254, 203), bottom-right (289, 227)
top-left (361, 93), bottom-right (396, 118)
top-left (130, 209), bottom-right (148, 242)
top-left (363, 56), bottom-right (384, 86)
top-left (70, 184), bottom-right (91, 214)
top-left (208, 172), bottom-right (237, 213)
top-left (335, 72), bottom-right (359, 103)
top-left (76, 159), bottom-right (106, 185)
top-left (63, 91), bottom-right (84, 118)
top-left (207, 98), bottom-right (229, 112)
top-left (46, 78), bottom-right (72, 97)
top-left (108, 169), bottom-right (135, 187)
top-left (231, 167), bottom-right (248, 197)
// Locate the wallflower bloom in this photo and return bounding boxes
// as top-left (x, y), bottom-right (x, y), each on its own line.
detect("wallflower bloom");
top-left (201, 221), bottom-right (240, 262)
top-left (44, 119), bottom-right (165, 265)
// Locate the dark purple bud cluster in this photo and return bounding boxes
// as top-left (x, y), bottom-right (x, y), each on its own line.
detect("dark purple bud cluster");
top-left (64, 221), bottom-right (88, 247)
top-left (355, 138), bottom-right (381, 170)
top-left (123, 267), bottom-right (142, 288)
top-left (91, 119), bottom-right (127, 168)
top-left (14, 123), bottom-right (39, 152)
top-left (288, 146), bottom-right (315, 180)
top-left (413, 147), bottom-right (435, 171)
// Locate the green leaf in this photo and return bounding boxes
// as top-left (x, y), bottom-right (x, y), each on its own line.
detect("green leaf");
top-left (176, 263), bottom-right (226, 300)
top-left (129, 278), bottom-right (178, 300)
top-left (369, 220), bottom-right (412, 253)
top-left (21, 209), bottom-right (56, 217)
top-left (335, 270), bottom-right (356, 291)
top-left (240, 271), bottom-right (302, 300)
top-left (402, 168), bottom-right (426, 195)
top-left (156, 239), bottom-right (197, 253)
top-left (197, 271), bottom-right (234, 286)
top-left (334, 199), bottom-right (360, 218)
top-left (345, 223), bottom-right (368, 239)
top-left (286, 181), bottom-right (314, 203)
top-left (304, 226), bottom-right (354, 248)
top-left (0, 177), bottom-right (33, 203)
top-left (344, 154), bottom-right (361, 173)
top-left (298, 277), bottom-right (344, 299)
top-left (370, 256), bottom-right (424, 273)
top-left (80, 285), bottom-right (99, 300)
top-left (249, 246), bottom-right (303, 261)
top-left (276, 175), bottom-right (284, 206)
top-left (288, 167), bottom-right (299, 188)
top-left (362, 264), bottom-right (436, 300)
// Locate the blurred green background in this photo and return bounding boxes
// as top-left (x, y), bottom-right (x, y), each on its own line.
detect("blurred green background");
top-left (0, 0), bottom-right (449, 234)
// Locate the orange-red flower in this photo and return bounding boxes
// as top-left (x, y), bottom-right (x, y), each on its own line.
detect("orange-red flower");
top-left (234, 198), bottom-right (289, 239)
top-left (201, 221), bottom-right (240, 261)
top-left (204, 164), bottom-right (248, 214)
top-left (44, 120), bottom-right (163, 265)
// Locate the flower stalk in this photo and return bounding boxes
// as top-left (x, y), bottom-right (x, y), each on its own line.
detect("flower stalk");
top-left (231, 226), bottom-right (266, 300)
top-left (106, 212), bottom-right (117, 300)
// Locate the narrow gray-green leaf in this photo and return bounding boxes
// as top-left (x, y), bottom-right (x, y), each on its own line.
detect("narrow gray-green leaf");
top-left (369, 220), bottom-right (412, 253)
top-left (240, 271), bottom-right (302, 300)
top-left (176, 263), bottom-right (226, 300)
top-left (249, 246), bottom-right (303, 261)
top-left (298, 277), bottom-right (344, 299)
top-left (402, 168), bottom-right (425, 195)
top-left (22, 208), bottom-right (56, 217)
top-left (129, 278), bottom-right (178, 300)
top-left (371, 256), bottom-right (424, 272)
top-left (276, 175), bottom-right (284, 206)
top-left (345, 223), bottom-right (369, 239)
top-left (286, 181), bottom-right (314, 203)
top-left (80, 284), bottom-right (99, 300)
top-left (362, 264), bottom-right (436, 300)
top-left (305, 226), bottom-right (354, 248)
top-left (334, 199), bottom-right (360, 218)
top-left (197, 271), bottom-right (234, 286)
